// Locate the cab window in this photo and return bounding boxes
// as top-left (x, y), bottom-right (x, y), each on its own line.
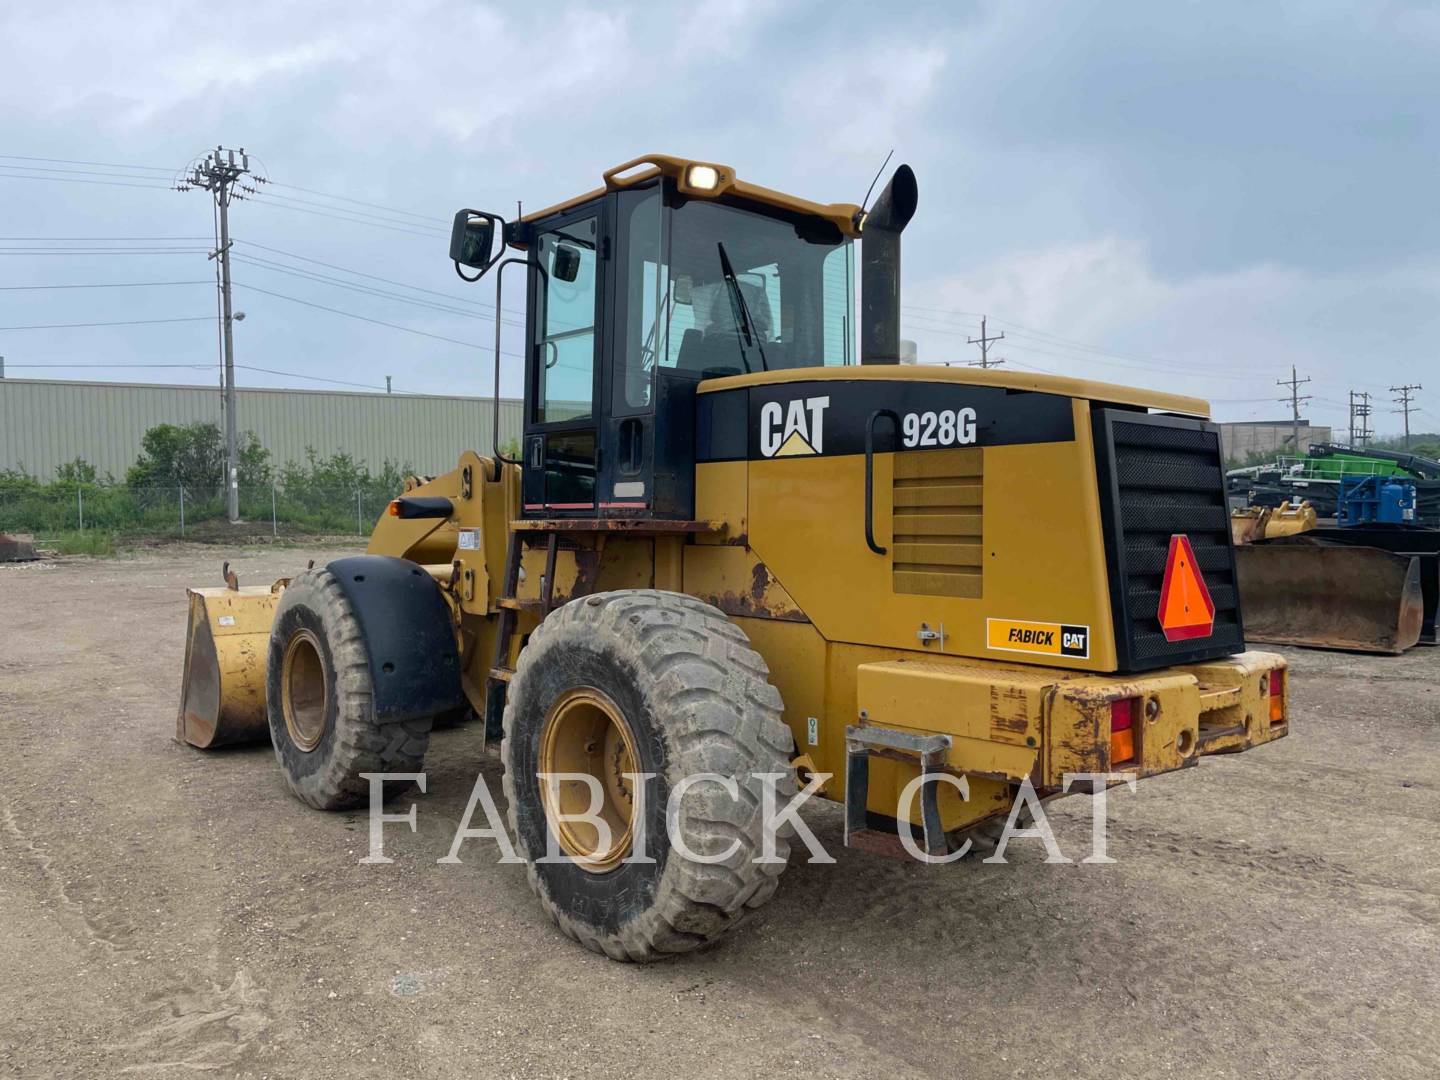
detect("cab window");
top-left (613, 188), bottom-right (854, 414)
top-left (534, 216), bottom-right (598, 424)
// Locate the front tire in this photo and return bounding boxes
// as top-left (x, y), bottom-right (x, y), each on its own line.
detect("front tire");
top-left (266, 567), bottom-right (433, 810)
top-left (502, 590), bottom-right (795, 961)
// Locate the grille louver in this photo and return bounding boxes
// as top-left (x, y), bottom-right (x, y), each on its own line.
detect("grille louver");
top-left (892, 447), bottom-right (984, 599)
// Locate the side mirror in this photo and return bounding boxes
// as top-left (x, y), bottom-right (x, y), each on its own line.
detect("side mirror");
top-left (552, 242), bottom-right (582, 284)
top-left (449, 210), bottom-right (499, 272)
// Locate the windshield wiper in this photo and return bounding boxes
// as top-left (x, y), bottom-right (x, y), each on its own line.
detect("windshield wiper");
top-left (717, 242), bottom-right (768, 373)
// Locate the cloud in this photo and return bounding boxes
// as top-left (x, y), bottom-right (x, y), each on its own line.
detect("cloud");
top-left (907, 237), bottom-right (1440, 423)
top-left (1, 0), bottom-right (1436, 439)
top-left (2, 4), bottom-right (348, 131)
top-left (781, 42), bottom-right (949, 161)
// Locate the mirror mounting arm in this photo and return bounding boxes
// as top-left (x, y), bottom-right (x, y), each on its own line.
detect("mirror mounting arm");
top-left (487, 256), bottom-right (538, 476)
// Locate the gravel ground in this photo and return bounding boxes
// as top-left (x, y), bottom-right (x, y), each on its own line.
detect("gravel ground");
top-left (1, 546), bottom-right (1436, 1079)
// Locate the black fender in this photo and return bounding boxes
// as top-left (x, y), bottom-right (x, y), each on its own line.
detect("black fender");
top-left (325, 555), bottom-right (463, 723)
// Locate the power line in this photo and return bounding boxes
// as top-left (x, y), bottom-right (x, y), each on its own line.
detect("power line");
top-left (0, 316), bottom-right (212, 330)
top-left (0, 245), bottom-right (207, 250)
top-left (0, 236), bottom-right (210, 241)
top-left (0, 280), bottom-right (210, 291)
top-left (242, 186), bottom-right (447, 235)
top-left (5, 363), bottom-right (211, 368)
top-left (0, 172), bottom-right (172, 190)
top-left (234, 363), bottom-right (417, 393)
top-left (233, 281), bottom-right (520, 354)
top-left (0, 163), bottom-right (170, 182)
top-left (232, 251), bottom-right (524, 324)
top-left (240, 190), bottom-right (443, 239)
top-left (948, 335), bottom-right (1268, 383)
top-left (0, 248), bottom-right (211, 255)
top-left (261, 179), bottom-right (450, 225)
top-left (902, 312), bottom-right (1270, 379)
top-left (0, 153), bottom-right (172, 173)
top-left (230, 254), bottom-right (509, 324)
top-left (235, 239), bottom-right (519, 315)
top-left (0, 152), bottom-right (446, 226)
top-left (904, 303), bottom-right (1263, 378)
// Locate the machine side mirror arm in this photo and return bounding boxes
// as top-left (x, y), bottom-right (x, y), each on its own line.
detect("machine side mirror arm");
top-left (864, 409), bottom-right (901, 555)
top-left (488, 256), bottom-right (536, 477)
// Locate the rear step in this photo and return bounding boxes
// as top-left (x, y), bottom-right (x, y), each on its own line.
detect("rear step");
top-left (844, 724), bottom-right (952, 859)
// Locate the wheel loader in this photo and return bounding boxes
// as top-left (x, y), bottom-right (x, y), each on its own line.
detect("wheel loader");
top-left (178, 154), bottom-right (1290, 961)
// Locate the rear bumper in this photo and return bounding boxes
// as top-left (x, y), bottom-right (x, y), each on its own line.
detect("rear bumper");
top-left (852, 649), bottom-right (1289, 816)
top-left (1044, 650), bottom-right (1290, 786)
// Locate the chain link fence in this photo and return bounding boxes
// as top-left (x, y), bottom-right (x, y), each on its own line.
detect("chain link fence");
top-left (0, 480), bottom-right (404, 543)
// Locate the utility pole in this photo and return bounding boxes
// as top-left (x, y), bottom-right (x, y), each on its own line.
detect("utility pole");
top-left (178, 146), bottom-right (252, 523)
top-left (1390, 383), bottom-right (1422, 450)
top-left (0, 355), bottom-right (5, 379)
top-left (967, 315), bottom-right (1005, 369)
top-left (386, 375), bottom-right (392, 394)
top-left (1276, 365), bottom-right (1313, 455)
top-left (1348, 390), bottom-right (1372, 446)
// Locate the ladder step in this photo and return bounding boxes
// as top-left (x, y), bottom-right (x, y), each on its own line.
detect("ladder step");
top-left (489, 666), bottom-right (514, 683)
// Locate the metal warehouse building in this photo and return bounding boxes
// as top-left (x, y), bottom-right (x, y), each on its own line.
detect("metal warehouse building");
top-left (1217, 419), bottom-right (1333, 462)
top-left (0, 378), bottom-right (523, 480)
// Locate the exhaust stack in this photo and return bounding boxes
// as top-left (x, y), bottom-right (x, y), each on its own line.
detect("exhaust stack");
top-left (859, 164), bottom-right (918, 365)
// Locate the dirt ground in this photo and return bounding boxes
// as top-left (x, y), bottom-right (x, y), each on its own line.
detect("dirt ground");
top-left (1, 546), bottom-right (1436, 1079)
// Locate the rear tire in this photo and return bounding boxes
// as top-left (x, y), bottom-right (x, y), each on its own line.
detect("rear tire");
top-left (266, 567), bottom-right (433, 810)
top-left (502, 590), bottom-right (795, 961)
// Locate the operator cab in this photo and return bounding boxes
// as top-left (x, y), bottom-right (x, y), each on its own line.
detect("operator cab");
top-left (449, 156), bottom-right (869, 520)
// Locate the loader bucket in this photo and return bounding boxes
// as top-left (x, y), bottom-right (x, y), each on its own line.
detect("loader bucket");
top-left (177, 585), bottom-right (281, 748)
top-left (1236, 543), bottom-right (1424, 654)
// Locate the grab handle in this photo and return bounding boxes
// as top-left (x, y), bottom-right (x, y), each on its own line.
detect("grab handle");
top-left (865, 409), bottom-right (901, 555)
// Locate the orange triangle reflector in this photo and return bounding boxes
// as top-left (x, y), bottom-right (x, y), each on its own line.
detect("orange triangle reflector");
top-left (1157, 534), bottom-right (1215, 642)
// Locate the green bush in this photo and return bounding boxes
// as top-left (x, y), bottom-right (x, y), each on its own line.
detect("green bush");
top-left (0, 431), bottom-right (410, 546)
top-left (125, 421), bottom-right (270, 489)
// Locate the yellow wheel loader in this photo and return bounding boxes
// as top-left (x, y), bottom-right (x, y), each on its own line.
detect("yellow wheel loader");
top-left (179, 155), bottom-right (1290, 961)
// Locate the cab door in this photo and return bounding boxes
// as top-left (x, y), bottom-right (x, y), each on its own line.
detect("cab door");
top-left (522, 207), bottom-right (606, 515)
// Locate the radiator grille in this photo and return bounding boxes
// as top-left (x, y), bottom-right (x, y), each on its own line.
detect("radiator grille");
top-left (892, 447), bottom-right (983, 599)
top-left (1095, 410), bottom-right (1245, 671)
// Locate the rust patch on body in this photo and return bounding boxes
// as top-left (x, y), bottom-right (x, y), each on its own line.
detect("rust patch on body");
top-left (701, 562), bottom-right (809, 622)
top-left (708, 592), bottom-right (810, 622)
top-left (987, 684), bottom-right (1034, 743)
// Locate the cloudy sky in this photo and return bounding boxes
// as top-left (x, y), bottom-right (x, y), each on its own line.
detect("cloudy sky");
top-left (2, 0), bottom-right (1437, 436)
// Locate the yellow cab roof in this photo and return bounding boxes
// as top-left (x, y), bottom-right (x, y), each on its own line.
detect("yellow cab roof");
top-left (518, 153), bottom-right (864, 239)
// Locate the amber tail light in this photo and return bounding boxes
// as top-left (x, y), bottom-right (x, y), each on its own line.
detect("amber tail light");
top-left (1110, 697), bottom-right (1137, 765)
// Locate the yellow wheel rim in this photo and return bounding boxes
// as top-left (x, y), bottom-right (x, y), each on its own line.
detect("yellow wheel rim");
top-left (538, 687), bottom-right (639, 873)
top-left (281, 629), bottom-right (328, 753)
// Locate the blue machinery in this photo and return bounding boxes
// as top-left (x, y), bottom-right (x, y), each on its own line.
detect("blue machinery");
top-left (1337, 475), bottom-right (1417, 527)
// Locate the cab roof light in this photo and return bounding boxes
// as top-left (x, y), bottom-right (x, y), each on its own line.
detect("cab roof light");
top-left (686, 164), bottom-right (720, 191)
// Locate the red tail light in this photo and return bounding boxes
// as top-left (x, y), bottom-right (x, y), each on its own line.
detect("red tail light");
top-left (1269, 668), bottom-right (1285, 725)
top-left (1110, 697), bottom-right (1137, 765)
